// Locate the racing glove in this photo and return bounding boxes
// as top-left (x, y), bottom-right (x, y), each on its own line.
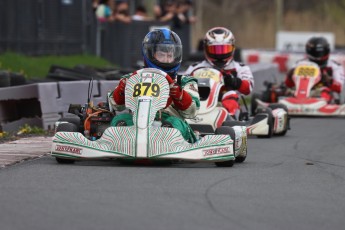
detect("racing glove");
top-left (169, 83), bottom-right (183, 101)
top-left (223, 72), bottom-right (242, 90)
top-left (165, 74), bottom-right (183, 100)
top-left (165, 74), bottom-right (192, 110)
top-left (113, 78), bottom-right (127, 105)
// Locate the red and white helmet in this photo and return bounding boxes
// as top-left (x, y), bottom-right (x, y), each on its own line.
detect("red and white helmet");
top-left (204, 27), bottom-right (235, 68)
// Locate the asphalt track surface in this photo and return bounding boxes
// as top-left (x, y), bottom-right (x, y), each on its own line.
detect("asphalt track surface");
top-left (0, 117), bottom-right (345, 230)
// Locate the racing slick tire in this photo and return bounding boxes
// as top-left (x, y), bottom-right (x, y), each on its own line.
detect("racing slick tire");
top-left (214, 126), bottom-right (236, 167)
top-left (55, 123), bottom-right (78, 164)
top-left (256, 107), bottom-right (274, 138)
top-left (58, 116), bottom-right (81, 130)
top-left (268, 103), bottom-right (289, 136)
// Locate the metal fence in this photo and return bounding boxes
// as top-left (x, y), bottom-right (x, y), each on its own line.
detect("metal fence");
top-left (0, 0), bottom-right (191, 69)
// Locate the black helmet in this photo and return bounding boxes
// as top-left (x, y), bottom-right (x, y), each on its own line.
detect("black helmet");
top-left (305, 37), bottom-right (330, 66)
top-left (142, 28), bottom-right (182, 77)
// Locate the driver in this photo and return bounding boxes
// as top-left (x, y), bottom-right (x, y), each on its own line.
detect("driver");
top-left (109, 28), bottom-right (200, 143)
top-left (285, 36), bottom-right (344, 103)
top-left (185, 27), bottom-right (254, 119)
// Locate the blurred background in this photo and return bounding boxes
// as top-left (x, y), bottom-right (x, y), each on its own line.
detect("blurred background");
top-left (1, 0), bottom-right (345, 70)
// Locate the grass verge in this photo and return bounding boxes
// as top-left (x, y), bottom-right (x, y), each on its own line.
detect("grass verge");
top-left (0, 52), bottom-right (114, 78)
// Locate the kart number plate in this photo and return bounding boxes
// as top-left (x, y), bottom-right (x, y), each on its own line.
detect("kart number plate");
top-left (294, 66), bottom-right (319, 78)
top-left (132, 82), bottom-right (161, 97)
top-left (193, 69), bottom-right (221, 82)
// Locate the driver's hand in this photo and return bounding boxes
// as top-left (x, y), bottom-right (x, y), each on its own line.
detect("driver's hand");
top-left (169, 83), bottom-right (183, 101)
top-left (222, 72), bottom-right (242, 89)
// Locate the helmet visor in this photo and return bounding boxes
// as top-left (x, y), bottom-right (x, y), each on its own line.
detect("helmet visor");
top-left (206, 44), bottom-right (234, 56)
top-left (143, 43), bottom-right (182, 69)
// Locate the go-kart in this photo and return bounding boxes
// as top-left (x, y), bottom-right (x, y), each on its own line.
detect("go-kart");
top-left (187, 68), bottom-right (289, 137)
top-left (253, 60), bottom-right (345, 116)
top-left (51, 68), bottom-right (245, 167)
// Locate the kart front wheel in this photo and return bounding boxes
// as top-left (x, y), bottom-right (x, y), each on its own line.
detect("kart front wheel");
top-left (214, 126), bottom-right (236, 167)
top-left (55, 123), bottom-right (77, 164)
top-left (235, 155), bottom-right (246, 163)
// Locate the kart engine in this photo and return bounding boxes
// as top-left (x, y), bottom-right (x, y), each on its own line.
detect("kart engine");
top-left (68, 102), bottom-right (115, 139)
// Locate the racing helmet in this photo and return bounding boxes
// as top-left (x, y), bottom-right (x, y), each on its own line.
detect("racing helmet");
top-left (142, 28), bottom-right (182, 77)
top-left (204, 27), bottom-right (235, 68)
top-left (305, 36), bottom-right (330, 67)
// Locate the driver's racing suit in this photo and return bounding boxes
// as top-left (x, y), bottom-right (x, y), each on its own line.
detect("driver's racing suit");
top-left (185, 60), bottom-right (254, 118)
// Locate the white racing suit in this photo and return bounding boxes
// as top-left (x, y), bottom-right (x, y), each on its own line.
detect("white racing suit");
top-left (185, 60), bottom-right (254, 118)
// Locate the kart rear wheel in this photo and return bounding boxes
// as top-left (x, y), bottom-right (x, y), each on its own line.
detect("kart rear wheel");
top-left (268, 103), bottom-right (289, 136)
top-left (256, 107), bottom-right (273, 138)
top-left (214, 126), bottom-right (235, 167)
top-left (58, 116), bottom-right (81, 130)
top-left (55, 123), bottom-right (78, 164)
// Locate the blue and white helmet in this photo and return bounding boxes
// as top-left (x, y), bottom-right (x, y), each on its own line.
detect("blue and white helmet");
top-left (142, 28), bottom-right (182, 78)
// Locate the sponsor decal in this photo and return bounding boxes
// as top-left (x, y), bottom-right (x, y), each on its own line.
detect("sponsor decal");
top-left (203, 147), bottom-right (230, 156)
top-left (55, 145), bottom-right (83, 155)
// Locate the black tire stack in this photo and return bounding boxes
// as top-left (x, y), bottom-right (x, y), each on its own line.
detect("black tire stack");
top-left (0, 70), bottom-right (27, 88)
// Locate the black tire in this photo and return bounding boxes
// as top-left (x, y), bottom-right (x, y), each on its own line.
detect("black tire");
top-left (256, 107), bottom-right (273, 138)
top-left (58, 116), bottom-right (81, 131)
top-left (56, 122), bottom-right (78, 132)
top-left (104, 72), bottom-right (123, 80)
top-left (55, 123), bottom-right (78, 164)
top-left (214, 126), bottom-right (236, 167)
top-left (10, 72), bottom-right (27, 86)
top-left (268, 103), bottom-right (289, 136)
top-left (235, 155), bottom-right (246, 163)
top-left (0, 71), bottom-right (11, 88)
top-left (56, 157), bottom-right (75, 164)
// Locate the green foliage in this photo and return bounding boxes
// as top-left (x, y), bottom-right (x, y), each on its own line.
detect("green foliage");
top-left (0, 52), bottom-right (114, 79)
top-left (17, 124), bottom-right (46, 135)
top-left (0, 131), bottom-right (9, 139)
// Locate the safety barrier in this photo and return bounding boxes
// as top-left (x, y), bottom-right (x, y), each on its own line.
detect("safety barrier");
top-left (0, 63), bottom-right (280, 132)
top-left (242, 49), bottom-right (345, 73)
top-left (0, 80), bottom-right (118, 132)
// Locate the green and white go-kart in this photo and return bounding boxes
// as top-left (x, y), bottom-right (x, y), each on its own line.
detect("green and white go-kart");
top-left (51, 68), bottom-right (246, 167)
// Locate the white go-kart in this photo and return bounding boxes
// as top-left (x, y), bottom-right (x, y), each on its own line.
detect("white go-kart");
top-left (187, 68), bottom-right (290, 138)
